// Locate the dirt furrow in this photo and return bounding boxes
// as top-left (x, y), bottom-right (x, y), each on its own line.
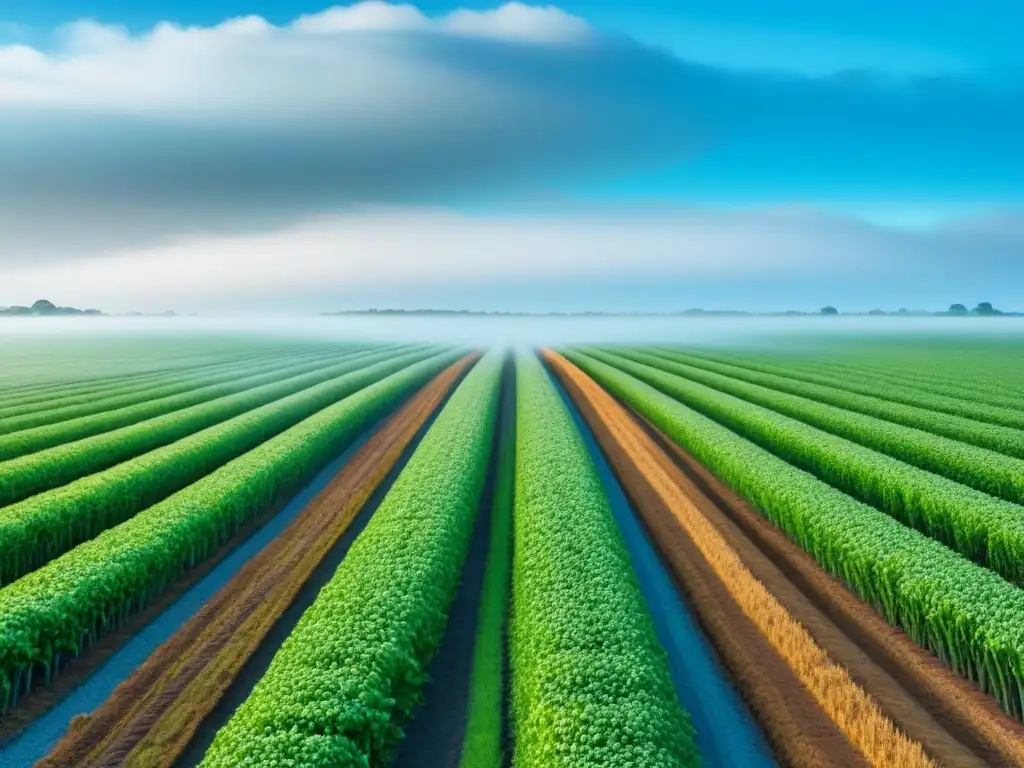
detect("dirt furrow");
top-left (39, 354), bottom-right (477, 768)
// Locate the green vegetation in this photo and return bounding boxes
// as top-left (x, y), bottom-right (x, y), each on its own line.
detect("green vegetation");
top-left (199, 351), bottom-right (502, 767)
top-left (460, 364), bottom-right (515, 768)
top-left (565, 349), bottom-right (1024, 720)
top-left (662, 347), bottom-right (1024, 429)
top-left (0, 345), bottom-right (423, 507)
top-left (0, 348), bottom-right (405, 461)
top-left (0, 348), bottom-right (448, 586)
top-left (0, 351), bottom-right (461, 712)
top-left (636, 348), bottom-right (1024, 458)
top-left (0, 348), bottom-right (354, 428)
top-left (510, 353), bottom-right (698, 767)
top-left (619, 349), bottom-right (1024, 506)
top-left (588, 349), bottom-right (1024, 583)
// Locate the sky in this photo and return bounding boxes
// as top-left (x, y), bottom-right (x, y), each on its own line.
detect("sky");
top-left (0, 1), bottom-right (1021, 314)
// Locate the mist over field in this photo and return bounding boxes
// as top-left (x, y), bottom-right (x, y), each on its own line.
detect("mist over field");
top-left (3, 315), bottom-right (1024, 348)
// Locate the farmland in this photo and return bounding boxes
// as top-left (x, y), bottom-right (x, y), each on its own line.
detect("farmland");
top-left (3, 331), bottom-right (1024, 767)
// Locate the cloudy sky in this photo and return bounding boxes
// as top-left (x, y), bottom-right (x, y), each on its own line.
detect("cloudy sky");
top-left (1, 1), bottom-right (1021, 314)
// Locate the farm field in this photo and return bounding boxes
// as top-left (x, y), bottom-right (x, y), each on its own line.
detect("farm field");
top-left (3, 331), bottom-right (1024, 767)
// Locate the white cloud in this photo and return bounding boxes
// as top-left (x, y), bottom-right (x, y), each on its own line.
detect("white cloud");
top-left (441, 3), bottom-right (592, 42)
top-left (0, 2), bottom-right (594, 114)
top-left (0, 3), bottom-right (695, 263)
top-left (0, 205), bottom-right (952, 312)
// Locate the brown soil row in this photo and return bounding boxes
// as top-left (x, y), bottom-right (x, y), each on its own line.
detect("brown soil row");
top-left (545, 350), bottom-right (1024, 767)
top-left (39, 354), bottom-right (478, 768)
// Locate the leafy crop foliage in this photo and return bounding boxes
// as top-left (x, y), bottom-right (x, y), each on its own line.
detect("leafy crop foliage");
top-left (626, 348), bottom-right (1024, 506)
top-left (200, 351), bottom-right (501, 767)
top-left (565, 350), bottom-right (1024, 721)
top-left (591, 349), bottom-right (1024, 583)
top-left (679, 350), bottom-right (1024, 417)
top-left (510, 353), bottom-right (698, 767)
top-left (0, 348), bottom-right (444, 586)
top-left (460, 364), bottom-right (515, 768)
top-left (0, 347), bottom-right (404, 462)
top-left (0, 346), bottom-right (360, 435)
top-left (0, 351), bottom-right (461, 713)
top-left (0, 345), bottom-right (421, 507)
top-left (645, 349), bottom-right (1024, 459)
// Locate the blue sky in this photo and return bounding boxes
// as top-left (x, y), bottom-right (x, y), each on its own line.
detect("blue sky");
top-left (0, 1), bottom-right (1020, 313)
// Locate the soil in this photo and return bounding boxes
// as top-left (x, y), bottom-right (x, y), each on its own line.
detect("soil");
top-left (37, 355), bottom-right (477, 768)
top-left (545, 350), bottom-right (1024, 768)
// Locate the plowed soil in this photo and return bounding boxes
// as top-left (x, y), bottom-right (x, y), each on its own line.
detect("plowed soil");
top-left (545, 350), bottom-right (1024, 768)
top-left (39, 354), bottom-right (477, 768)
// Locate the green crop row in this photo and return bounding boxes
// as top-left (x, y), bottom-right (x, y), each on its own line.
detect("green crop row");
top-left (199, 351), bottom-right (501, 767)
top-left (590, 349), bottom-right (1024, 584)
top-left (0, 346), bottom-right (355, 425)
top-left (0, 348), bottom-right (446, 586)
top-left (510, 353), bottom-right (698, 768)
top-left (0, 347), bottom-right (386, 460)
top-left (683, 345), bottom-right (1024, 405)
top-left (0, 350), bottom-right (460, 713)
top-left (460, 361), bottom-right (515, 768)
top-left (620, 349), bottom-right (1024, 507)
top-left (794, 358), bottom-right (1024, 408)
top-left (0, 343), bottom-right (330, 413)
top-left (0, 338), bottom-right (346, 406)
top-left (0, 348), bottom-right (274, 407)
top-left (565, 350), bottom-right (1024, 720)
top-left (664, 347), bottom-right (1024, 432)
top-left (0, 345), bottom-right (422, 508)
top-left (646, 348), bottom-right (1024, 459)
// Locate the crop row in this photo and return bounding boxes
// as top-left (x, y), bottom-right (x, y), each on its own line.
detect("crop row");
top-left (510, 353), bottom-right (698, 767)
top-left (0, 345), bottom-right (423, 509)
top-left (199, 351), bottom-right (501, 767)
top-left (621, 349), bottom-right (1024, 506)
top-left (0, 350), bottom-right (461, 712)
top-left (0, 337), bottom-right (346, 405)
top-left (796, 358), bottom-right (1024, 408)
top-left (687, 346), bottom-right (1024, 409)
top-left (647, 348), bottom-right (1024, 459)
top-left (0, 347), bottom-right (393, 461)
top-left (565, 350), bottom-right (1024, 720)
top-left (460, 359), bottom-right (515, 768)
top-left (664, 348), bottom-right (1024, 432)
top-left (0, 346), bottom-right (355, 426)
top-left (0, 348), bottom-right (447, 586)
top-left (0, 348), bottom-right (277, 407)
top-left (590, 350), bottom-right (1024, 584)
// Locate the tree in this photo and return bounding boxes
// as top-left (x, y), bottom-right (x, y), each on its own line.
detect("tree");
top-left (975, 302), bottom-right (1001, 315)
top-left (820, 306), bottom-right (839, 315)
top-left (949, 303), bottom-right (967, 313)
